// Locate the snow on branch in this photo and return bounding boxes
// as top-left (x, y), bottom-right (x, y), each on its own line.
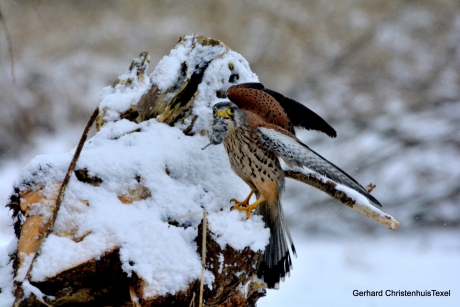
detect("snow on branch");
top-left (285, 170), bottom-right (399, 230)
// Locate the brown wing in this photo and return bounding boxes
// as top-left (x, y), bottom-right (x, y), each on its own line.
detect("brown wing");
top-left (228, 83), bottom-right (337, 138)
top-left (227, 85), bottom-right (295, 134)
top-left (242, 109), bottom-right (296, 138)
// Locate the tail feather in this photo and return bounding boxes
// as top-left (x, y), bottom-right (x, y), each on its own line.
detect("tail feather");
top-left (257, 201), bottom-right (295, 288)
top-left (280, 203), bottom-right (297, 257)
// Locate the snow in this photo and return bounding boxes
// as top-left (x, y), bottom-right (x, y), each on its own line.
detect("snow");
top-left (208, 210), bottom-right (269, 251)
top-left (0, 239), bottom-right (16, 306)
top-left (218, 253), bottom-right (224, 274)
top-left (151, 35), bottom-right (258, 134)
top-left (259, 230), bottom-right (460, 307)
top-left (21, 280), bottom-right (54, 302)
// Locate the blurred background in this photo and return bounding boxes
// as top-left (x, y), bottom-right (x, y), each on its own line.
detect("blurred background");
top-left (0, 1), bottom-right (459, 306)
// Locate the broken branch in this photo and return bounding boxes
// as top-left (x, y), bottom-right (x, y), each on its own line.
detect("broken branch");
top-left (285, 170), bottom-right (399, 230)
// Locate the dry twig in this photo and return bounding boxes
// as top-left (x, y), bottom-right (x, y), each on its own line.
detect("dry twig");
top-left (13, 107), bottom-right (100, 306)
top-left (199, 210), bottom-right (207, 307)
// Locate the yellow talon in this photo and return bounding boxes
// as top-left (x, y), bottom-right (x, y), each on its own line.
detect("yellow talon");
top-left (231, 190), bottom-right (254, 207)
top-left (233, 198), bottom-right (263, 219)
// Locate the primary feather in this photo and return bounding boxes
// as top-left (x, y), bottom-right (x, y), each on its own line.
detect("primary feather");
top-left (258, 127), bottom-right (381, 207)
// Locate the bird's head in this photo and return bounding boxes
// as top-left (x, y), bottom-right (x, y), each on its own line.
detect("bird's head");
top-left (212, 101), bottom-right (237, 120)
top-left (212, 101), bottom-right (247, 126)
top-left (208, 101), bottom-right (246, 145)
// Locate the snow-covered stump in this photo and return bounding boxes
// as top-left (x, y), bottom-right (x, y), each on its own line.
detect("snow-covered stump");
top-left (3, 34), bottom-right (398, 306)
top-left (6, 35), bottom-right (269, 306)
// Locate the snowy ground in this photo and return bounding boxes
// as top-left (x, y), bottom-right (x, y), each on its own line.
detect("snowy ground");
top-left (259, 230), bottom-right (460, 307)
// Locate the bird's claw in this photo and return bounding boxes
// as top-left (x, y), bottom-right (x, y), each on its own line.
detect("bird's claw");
top-left (232, 198), bottom-right (263, 219)
top-left (230, 197), bottom-right (248, 207)
top-left (230, 198), bottom-right (251, 217)
top-left (229, 191), bottom-right (256, 218)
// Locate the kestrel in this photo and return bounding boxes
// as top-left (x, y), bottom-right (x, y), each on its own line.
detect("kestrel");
top-left (209, 83), bottom-right (381, 288)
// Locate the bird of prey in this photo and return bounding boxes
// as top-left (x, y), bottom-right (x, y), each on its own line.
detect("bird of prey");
top-left (208, 83), bottom-right (381, 288)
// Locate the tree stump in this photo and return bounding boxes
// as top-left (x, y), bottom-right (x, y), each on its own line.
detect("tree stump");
top-left (6, 35), bottom-right (267, 307)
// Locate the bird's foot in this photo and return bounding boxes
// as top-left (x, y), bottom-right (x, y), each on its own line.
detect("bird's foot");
top-left (232, 199), bottom-right (263, 219)
top-left (230, 198), bottom-right (248, 207)
top-left (230, 191), bottom-right (254, 208)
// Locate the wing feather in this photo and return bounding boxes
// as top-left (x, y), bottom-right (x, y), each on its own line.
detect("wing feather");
top-left (261, 87), bottom-right (337, 138)
top-left (258, 127), bottom-right (381, 207)
top-left (229, 83), bottom-right (337, 137)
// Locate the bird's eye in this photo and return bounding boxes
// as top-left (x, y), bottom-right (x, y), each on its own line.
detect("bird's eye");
top-left (227, 108), bottom-right (234, 116)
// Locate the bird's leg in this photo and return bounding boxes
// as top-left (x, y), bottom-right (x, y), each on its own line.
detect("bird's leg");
top-left (233, 198), bottom-right (264, 219)
top-left (231, 190), bottom-right (254, 208)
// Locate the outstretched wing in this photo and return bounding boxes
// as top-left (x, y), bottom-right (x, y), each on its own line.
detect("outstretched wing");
top-left (229, 83), bottom-right (337, 138)
top-left (257, 126), bottom-right (381, 207)
top-left (261, 87), bottom-right (337, 138)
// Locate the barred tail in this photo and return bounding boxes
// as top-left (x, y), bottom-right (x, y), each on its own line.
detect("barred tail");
top-left (257, 201), bottom-right (296, 289)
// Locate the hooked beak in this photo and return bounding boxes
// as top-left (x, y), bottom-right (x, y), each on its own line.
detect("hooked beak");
top-left (215, 110), bottom-right (231, 118)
